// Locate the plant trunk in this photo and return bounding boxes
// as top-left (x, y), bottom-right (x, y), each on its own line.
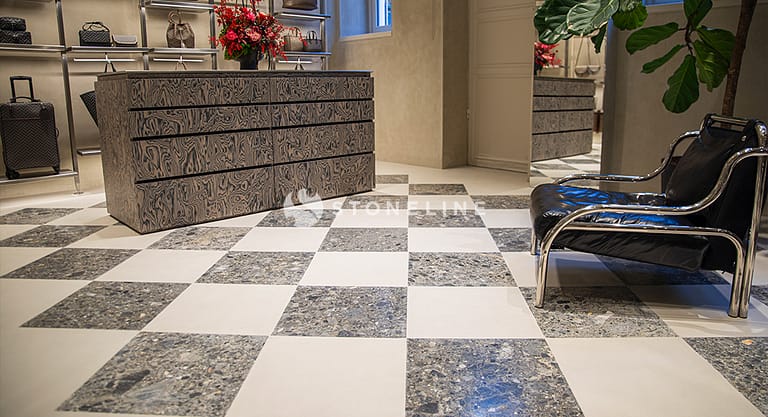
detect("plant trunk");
top-left (721, 0), bottom-right (757, 116)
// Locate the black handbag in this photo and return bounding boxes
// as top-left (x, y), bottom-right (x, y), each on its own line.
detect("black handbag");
top-left (282, 0), bottom-right (318, 10)
top-left (303, 30), bottom-right (322, 52)
top-left (166, 11), bottom-right (195, 48)
top-left (0, 30), bottom-right (31, 44)
top-left (79, 22), bottom-right (111, 47)
top-left (0, 17), bottom-right (26, 31)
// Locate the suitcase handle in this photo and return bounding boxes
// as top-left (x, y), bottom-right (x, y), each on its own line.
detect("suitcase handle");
top-left (10, 76), bottom-right (39, 103)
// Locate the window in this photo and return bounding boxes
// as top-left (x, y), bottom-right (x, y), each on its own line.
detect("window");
top-left (643, 0), bottom-right (681, 5)
top-left (339, 0), bottom-right (391, 38)
top-left (372, 0), bottom-right (392, 32)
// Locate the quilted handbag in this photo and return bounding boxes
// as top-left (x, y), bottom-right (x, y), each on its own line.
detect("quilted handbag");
top-left (79, 22), bottom-right (111, 47)
top-left (0, 17), bottom-right (26, 31)
top-left (166, 10), bottom-right (195, 48)
top-left (112, 34), bottom-right (138, 47)
top-left (0, 30), bottom-right (31, 44)
top-left (303, 30), bottom-right (322, 52)
top-left (282, 0), bottom-right (318, 10)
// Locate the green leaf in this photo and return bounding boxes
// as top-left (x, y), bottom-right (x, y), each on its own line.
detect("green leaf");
top-left (566, 0), bottom-right (620, 36)
top-left (663, 54), bottom-right (700, 113)
top-left (693, 40), bottom-right (728, 90)
top-left (697, 26), bottom-right (735, 61)
top-left (613, 4), bottom-right (648, 30)
top-left (684, 0), bottom-right (712, 28)
top-left (591, 24), bottom-right (608, 53)
top-left (641, 44), bottom-right (684, 73)
top-left (626, 22), bottom-right (680, 54)
top-left (535, 0), bottom-right (582, 44)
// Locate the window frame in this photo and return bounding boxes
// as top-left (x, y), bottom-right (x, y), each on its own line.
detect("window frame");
top-left (368, 0), bottom-right (391, 33)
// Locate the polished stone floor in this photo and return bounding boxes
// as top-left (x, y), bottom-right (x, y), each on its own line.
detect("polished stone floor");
top-left (1, 149), bottom-right (768, 417)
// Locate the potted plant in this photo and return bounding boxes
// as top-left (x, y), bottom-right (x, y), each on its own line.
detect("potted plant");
top-left (213, 0), bottom-right (286, 69)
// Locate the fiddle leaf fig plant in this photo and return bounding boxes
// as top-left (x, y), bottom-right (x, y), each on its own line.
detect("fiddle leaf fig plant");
top-left (534, 0), bottom-right (756, 115)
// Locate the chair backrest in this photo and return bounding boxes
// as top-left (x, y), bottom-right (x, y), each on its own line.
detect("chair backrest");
top-left (664, 114), bottom-right (766, 271)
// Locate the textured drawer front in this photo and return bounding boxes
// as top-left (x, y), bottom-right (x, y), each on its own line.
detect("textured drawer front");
top-left (129, 77), bottom-right (270, 108)
top-left (271, 76), bottom-right (373, 102)
top-left (533, 79), bottom-right (595, 97)
top-left (533, 96), bottom-right (594, 111)
top-left (531, 130), bottom-right (593, 161)
top-left (532, 110), bottom-right (593, 134)
top-left (273, 122), bottom-right (374, 164)
top-left (272, 101), bottom-right (374, 127)
top-left (130, 105), bottom-right (272, 138)
top-left (132, 130), bottom-right (273, 181)
top-left (134, 167), bottom-right (275, 233)
top-left (275, 153), bottom-right (374, 205)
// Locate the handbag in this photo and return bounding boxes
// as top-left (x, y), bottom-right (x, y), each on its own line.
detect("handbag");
top-left (0, 17), bottom-right (26, 31)
top-left (112, 34), bottom-right (138, 47)
top-left (283, 27), bottom-right (304, 51)
top-left (166, 10), bottom-right (195, 49)
top-left (303, 30), bottom-right (322, 52)
top-left (0, 30), bottom-right (31, 44)
top-left (79, 22), bottom-right (111, 47)
top-left (282, 0), bottom-right (318, 10)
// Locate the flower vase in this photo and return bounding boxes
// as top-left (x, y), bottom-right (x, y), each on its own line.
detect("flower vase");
top-left (237, 51), bottom-right (263, 70)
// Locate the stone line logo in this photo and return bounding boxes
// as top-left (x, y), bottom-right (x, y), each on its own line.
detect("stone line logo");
top-left (282, 189), bottom-right (324, 227)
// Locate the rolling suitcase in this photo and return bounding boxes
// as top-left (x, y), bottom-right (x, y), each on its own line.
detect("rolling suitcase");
top-left (0, 76), bottom-right (60, 179)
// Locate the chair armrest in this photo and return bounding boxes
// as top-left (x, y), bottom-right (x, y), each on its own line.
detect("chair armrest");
top-left (556, 131), bottom-right (700, 185)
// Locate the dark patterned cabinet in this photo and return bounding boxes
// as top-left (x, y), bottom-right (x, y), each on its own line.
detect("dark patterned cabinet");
top-left (96, 71), bottom-right (374, 233)
top-left (531, 77), bottom-right (595, 161)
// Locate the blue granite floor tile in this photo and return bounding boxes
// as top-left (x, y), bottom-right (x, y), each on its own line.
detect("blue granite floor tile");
top-left (409, 210), bottom-right (485, 228)
top-left (320, 227), bottom-right (407, 252)
top-left (58, 332), bottom-right (265, 417)
top-left (409, 184), bottom-right (468, 195)
top-left (376, 174), bottom-right (409, 184)
top-left (1, 248), bottom-right (138, 280)
top-left (407, 339), bottom-right (583, 417)
top-left (257, 209), bottom-right (337, 227)
top-left (409, 252), bottom-right (515, 286)
top-left (342, 195), bottom-right (408, 210)
top-left (149, 227), bottom-right (251, 250)
top-left (0, 208), bottom-right (81, 224)
top-left (274, 286), bottom-right (406, 337)
top-left (598, 255), bottom-right (728, 285)
top-left (489, 228), bottom-right (531, 252)
top-left (197, 251), bottom-right (314, 285)
top-left (0, 225), bottom-right (106, 247)
top-left (471, 195), bottom-right (530, 209)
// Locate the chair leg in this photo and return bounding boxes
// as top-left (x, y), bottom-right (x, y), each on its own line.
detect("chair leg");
top-left (738, 251), bottom-right (758, 318)
top-left (530, 228), bottom-right (539, 255)
top-left (534, 244), bottom-right (551, 308)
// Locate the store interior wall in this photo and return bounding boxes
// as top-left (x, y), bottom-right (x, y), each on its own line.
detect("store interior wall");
top-left (602, 1), bottom-right (768, 193)
top-left (330, 0), bottom-right (468, 169)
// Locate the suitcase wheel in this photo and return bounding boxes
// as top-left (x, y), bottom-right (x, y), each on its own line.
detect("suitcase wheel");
top-left (53, 165), bottom-right (60, 174)
top-left (6, 169), bottom-right (20, 180)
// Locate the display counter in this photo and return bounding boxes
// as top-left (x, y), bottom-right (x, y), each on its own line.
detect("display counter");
top-left (531, 77), bottom-right (595, 161)
top-left (96, 70), bottom-right (374, 233)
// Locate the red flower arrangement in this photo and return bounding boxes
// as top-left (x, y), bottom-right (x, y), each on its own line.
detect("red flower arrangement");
top-left (214, 0), bottom-right (286, 60)
top-left (534, 41), bottom-right (561, 74)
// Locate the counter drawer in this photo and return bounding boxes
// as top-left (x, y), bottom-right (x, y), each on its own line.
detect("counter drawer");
top-left (275, 153), bottom-right (374, 205)
top-left (273, 122), bottom-right (374, 164)
top-left (130, 105), bottom-right (272, 138)
top-left (272, 101), bottom-right (374, 127)
top-left (129, 77), bottom-right (271, 108)
top-left (271, 76), bottom-right (374, 102)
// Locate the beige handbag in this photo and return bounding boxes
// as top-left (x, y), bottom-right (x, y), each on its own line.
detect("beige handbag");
top-left (166, 10), bottom-right (195, 48)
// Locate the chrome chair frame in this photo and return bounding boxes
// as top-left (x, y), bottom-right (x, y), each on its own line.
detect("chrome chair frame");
top-left (532, 116), bottom-right (768, 318)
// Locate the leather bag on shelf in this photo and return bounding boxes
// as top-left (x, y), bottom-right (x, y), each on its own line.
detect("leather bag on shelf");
top-left (283, 27), bottom-right (304, 51)
top-left (303, 30), bottom-right (322, 52)
top-left (0, 17), bottom-right (26, 31)
top-left (0, 76), bottom-right (60, 179)
top-left (79, 21), bottom-right (111, 47)
top-left (282, 0), bottom-right (318, 10)
top-left (0, 29), bottom-right (31, 44)
top-left (112, 34), bottom-right (138, 47)
top-left (166, 10), bottom-right (195, 49)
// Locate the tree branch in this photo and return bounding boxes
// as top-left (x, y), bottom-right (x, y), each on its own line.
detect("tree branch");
top-left (721, 0), bottom-right (757, 116)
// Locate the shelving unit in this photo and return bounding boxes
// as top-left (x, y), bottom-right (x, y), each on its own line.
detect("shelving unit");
top-left (139, 0), bottom-right (218, 70)
top-left (269, 1), bottom-right (330, 70)
top-left (0, 0), bottom-right (81, 193)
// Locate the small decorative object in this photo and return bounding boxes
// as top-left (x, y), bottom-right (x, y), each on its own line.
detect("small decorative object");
top-left (283, 26), bottom-right (305, 51)
top-left (166, 10), bottom-right (195, 48)
top-left (112, 34), bottom-right (138, 47)
top-left (281, 0), bottom-right (318, 11)
top-left (79, 21), bottom-right (111, 47)
top-left (533, 41), bottom-right (561, 76)
top-left (214, 0), bottom-right (286, 70)
top-left (302, 30), bottom-right (322, 52)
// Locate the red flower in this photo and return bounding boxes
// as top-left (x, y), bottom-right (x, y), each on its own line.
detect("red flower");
top-left (213, 0), bottom-right (287, 60)
top-left (225, 30), bottom-right (238, 41)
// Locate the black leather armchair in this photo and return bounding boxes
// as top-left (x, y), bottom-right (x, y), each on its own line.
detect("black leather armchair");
top-left (529, 114), bottom-right (768, 318)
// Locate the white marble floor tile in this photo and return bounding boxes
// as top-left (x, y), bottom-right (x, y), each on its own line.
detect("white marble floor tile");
top-left (232, 227), bottom-right (329, 252)
top-left (0, 224), bottom-right (36, 240)
top-left (144, 284), bottom-right (295, 335)
top-left (97, 249), bottom-right (225, 283)
top-left (0, 247), bottom-right (57, 275)
top-left (478, 209), bottom-right (531, 228)
top-left (46, 208), bottom-right (116, 226)
top-left (503, 251), bottom-right (624, 288)
top-left (0, 279), bottom-right (88, 330)
top-left (66, 225), bottom-right (170, 249)
top-left (0, 328), bottom-right (137, 417)
top-left (631, 284), bottom-right (768, 337)
top-left (548, 337), bottom-right (764, 417)
top-left (331, 209), bottom-right (409, 228)
top-left (301, 252), bottom-right (408, 287)
top-left (408, 228), bottom-right (498, 252)
top-left (407, 286), bottom-right (542, 338)
top-left (226, 336), bottom-right (406, 417)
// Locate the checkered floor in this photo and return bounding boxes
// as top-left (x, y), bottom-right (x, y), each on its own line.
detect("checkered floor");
top-left (1, 158), bottom-right (767, 417)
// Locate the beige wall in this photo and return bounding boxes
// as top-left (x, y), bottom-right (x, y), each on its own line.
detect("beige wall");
top-left (330, 0), bottom-right (468, 169)
top-left (602, 1), bottom-right (768, 192)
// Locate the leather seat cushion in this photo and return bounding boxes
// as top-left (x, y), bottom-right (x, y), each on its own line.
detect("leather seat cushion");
top-left (530, 184), bottom-right (710, 271)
